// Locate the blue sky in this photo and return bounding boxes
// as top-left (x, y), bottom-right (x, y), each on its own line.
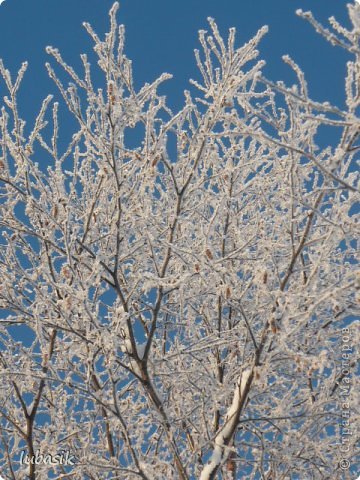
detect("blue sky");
top-left (0, 2), bottom-right (357, 477)
top-left (0, 0), bottom-right (353, 118)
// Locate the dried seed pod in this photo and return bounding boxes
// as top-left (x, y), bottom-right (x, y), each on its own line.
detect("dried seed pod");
top-left (270, 318), bottom-right (278, 334)
top-left (61, 266), bottom-right (72, 279)
top-left (226, 452), bottom-right (236, 472)
top-left (108, 82), bottom-right (116, 105)
top-left (205, 248), bottom-right (213, 260)
top-left (52, 205), bottom-right (58, 219)
top-left (42, 353), bottom-right (49, 367)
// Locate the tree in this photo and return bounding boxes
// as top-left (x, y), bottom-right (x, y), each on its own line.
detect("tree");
top-left (0, 2), bottom-right (358, 479)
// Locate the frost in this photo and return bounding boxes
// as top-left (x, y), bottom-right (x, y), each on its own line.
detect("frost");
top-left (136, 342), bottom-right (147, 360)
top-left (0, 3), bottom-right (358, 479)
top-left (200, 368), bottom-right (252, 479)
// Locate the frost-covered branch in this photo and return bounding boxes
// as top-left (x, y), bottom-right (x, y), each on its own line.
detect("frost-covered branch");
top-left (0, 2), bottom-right (358, 479)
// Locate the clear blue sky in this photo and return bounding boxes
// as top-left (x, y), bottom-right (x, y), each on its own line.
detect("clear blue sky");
top-left (0, 0), bottom-right (352, 118)
top-left (0, 3), bottom-right (357, 475)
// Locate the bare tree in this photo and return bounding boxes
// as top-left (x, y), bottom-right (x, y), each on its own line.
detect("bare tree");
top-left (0, 2), bottom-right (358, 479)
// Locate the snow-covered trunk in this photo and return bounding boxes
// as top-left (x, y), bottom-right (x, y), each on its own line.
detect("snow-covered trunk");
top-left (199, 368), bottom-right (253, 480)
